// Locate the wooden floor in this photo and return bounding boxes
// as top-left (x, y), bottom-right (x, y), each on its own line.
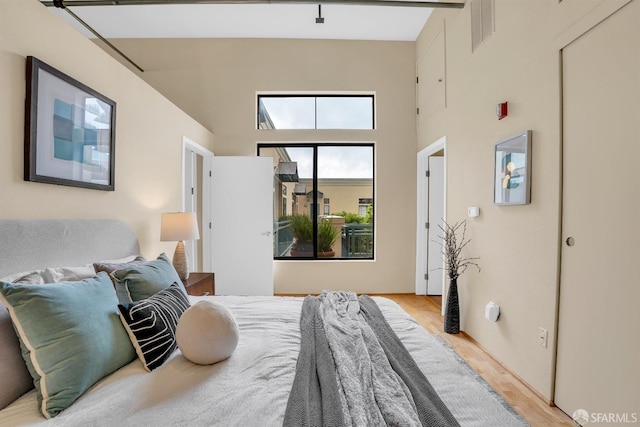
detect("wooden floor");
top-left (381, 294), bottom-right (574, 426)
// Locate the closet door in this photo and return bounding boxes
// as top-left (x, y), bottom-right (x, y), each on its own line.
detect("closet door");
top-left (556, 1), bottom-right (639, 420)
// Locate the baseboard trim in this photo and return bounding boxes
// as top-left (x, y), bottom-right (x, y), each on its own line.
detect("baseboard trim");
top-left (460, 331), bottom-right (554, 406)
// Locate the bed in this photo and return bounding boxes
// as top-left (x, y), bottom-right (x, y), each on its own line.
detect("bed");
top-left (0, 219), bottom-right (528, 426)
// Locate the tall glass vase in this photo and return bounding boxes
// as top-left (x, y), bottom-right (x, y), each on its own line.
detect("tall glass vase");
top-left (444, 277), bottom-right (460, 334)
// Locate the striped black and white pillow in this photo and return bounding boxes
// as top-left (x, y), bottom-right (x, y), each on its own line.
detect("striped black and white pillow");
top-left (118, 283), bottom-right (191, 371)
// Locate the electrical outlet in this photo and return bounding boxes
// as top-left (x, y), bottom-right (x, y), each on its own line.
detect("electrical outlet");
top-left (538, 327), bottom-right (548, 348)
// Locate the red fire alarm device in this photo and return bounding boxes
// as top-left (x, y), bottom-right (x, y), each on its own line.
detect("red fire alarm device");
top-left (497, 102), bottom-right (508, 120)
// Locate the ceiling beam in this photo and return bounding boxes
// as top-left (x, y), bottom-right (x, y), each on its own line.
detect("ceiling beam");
top-left (43, 0), bottom-right (465, 9)
top-left (57, 5), bottom-right (145, 72)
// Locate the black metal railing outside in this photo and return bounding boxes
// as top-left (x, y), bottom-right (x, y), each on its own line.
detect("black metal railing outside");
top-left (341, 224), bottom-right (373, 258)
top-left (274, 220), bottom-right (373, 258)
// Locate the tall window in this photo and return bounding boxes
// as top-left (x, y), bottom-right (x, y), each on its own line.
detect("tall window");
top-left (259, 143), bottom-right (374, 260)
top-left (257, 94), bottom-right (375, 130)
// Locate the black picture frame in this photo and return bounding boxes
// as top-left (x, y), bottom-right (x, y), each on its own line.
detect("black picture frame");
top-left (493, 130), bottom-right (532, 205)
top-left (24, 56), bottom-right (116, 191)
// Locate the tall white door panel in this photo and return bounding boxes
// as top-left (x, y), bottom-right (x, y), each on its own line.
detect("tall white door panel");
top-left (555, 1), bottom-right (639, 419)
top-left (183, 147), bottom-right (199, 272)
top-left (427, 156), bottom-right (445, 295)
top-left (211, 156), bottom-right (274, 296)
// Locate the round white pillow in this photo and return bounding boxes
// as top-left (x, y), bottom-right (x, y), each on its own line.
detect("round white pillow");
top-left (176, 300), bottom-right (239, 365)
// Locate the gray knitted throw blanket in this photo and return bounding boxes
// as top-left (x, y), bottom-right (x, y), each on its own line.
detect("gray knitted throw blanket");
top-left (284, 291), bottom-right (460, 427)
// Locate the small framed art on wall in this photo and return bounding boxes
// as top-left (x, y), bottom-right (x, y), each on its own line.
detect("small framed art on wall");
top-left (494, 130), bottom-right (531, 205)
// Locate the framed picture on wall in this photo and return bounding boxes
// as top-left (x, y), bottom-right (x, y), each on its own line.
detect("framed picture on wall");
top-left (24, 56), bottom-right (116, 191)
top-left (494, 130), bottom-right (531, 205)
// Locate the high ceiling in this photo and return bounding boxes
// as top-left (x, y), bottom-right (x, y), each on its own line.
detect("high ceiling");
top-left (40, 1), bottom-right (464, 42)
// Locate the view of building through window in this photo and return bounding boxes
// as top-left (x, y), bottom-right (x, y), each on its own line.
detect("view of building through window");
top-left (258, 144), bottom-right (374, 260)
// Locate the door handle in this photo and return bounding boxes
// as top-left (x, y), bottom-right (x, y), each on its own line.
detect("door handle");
top-left (565, 237), bottom-right (575, 247)
top-left (261, 231), bottom-right (272, 237)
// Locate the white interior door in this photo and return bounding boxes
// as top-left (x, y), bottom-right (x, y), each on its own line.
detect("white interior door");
top-left (427, 156), bottom-right (445, 295)
top-left (416, 138), bottom-right (447, 297)
top-left (183, 147), bottom-right (198, 272)
top-left (211, 156), bottom-right (274, 296)
top-left (555, 1), bottom-right (639, 419)
top-left (182, 137), bottom-right (213, 273)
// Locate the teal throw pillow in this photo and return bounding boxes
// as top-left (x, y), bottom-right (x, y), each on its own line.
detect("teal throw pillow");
top-left (0, 272), bottom-right (136, 418)
top-left (112, 253), bottom-right (186, 303)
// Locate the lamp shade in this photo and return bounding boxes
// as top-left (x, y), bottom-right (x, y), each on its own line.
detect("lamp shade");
top-left (160, 212), bottom-right (200, 242)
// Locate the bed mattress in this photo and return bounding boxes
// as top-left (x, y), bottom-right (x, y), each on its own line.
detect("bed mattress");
top-left (0, 295), bottom-right (527, 426)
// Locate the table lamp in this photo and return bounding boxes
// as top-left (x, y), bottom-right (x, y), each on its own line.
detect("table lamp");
top-left (160, 212), bottom-right (200, 280)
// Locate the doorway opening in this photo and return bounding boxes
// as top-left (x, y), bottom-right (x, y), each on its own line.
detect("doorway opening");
top-left (182, 137), bottom-right (213, 273)
top-left (416, 137), bottom-right (447, 312)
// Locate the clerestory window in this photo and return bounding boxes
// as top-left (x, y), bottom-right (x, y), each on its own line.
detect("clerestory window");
top-left (257, 94), bottom-right (375, 130)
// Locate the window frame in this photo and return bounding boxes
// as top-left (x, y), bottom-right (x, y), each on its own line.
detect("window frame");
top-left (258, 142), bottom-right (375, 261)
top-left (256, 93), bottom-right (376, 130)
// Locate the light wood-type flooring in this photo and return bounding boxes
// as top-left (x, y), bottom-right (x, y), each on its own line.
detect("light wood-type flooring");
top-left (380, 294), bottom-right (574, 426)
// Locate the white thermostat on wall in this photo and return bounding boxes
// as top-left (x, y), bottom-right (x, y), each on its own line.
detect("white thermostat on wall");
top-left (468, 207), bottom-right (480, 218)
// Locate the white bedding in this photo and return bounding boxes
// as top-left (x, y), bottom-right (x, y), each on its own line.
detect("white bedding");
top-left (0, 296), bottom-right (526, 427)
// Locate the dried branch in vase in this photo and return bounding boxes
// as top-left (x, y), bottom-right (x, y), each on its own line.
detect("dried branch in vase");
top-left (435, 220), bottom-right (481, 280)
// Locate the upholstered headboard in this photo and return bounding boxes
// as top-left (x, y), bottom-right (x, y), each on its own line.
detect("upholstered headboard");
top-left (0, 219), bottom-right (141, 410)
top-left (0, 219), bottom-right (140, 278)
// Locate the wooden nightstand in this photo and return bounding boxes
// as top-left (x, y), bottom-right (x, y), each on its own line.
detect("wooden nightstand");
top-left (182, 272), bottom-right (215, 296)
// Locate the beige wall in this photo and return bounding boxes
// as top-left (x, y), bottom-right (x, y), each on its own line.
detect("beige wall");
top-left (110, 38), bottom-right (418, 294)
top-left (416, 0), bottom-right (631, 401)
top-left (0, 0), bottom-right (214, 258)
